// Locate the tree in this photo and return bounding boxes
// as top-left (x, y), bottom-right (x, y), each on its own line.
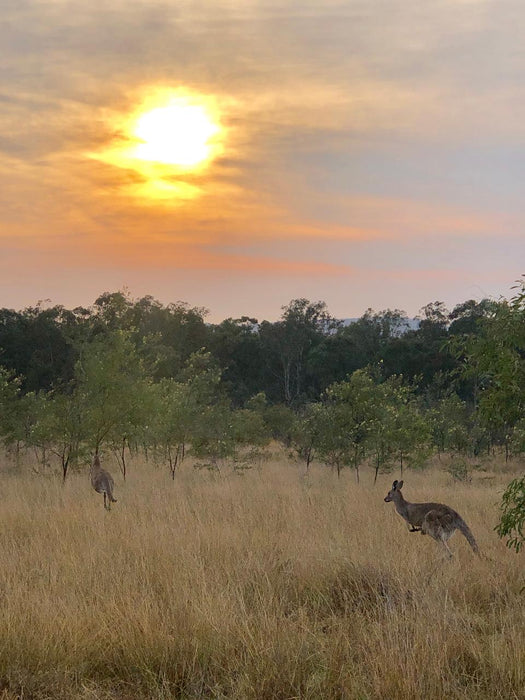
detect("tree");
top-left (291, 402), bottom-right (326, 472)
top-left (149, 352), bottom-right (224, 479)
top-left (317, 369), bottom-right (381, 481)
top-left (448, 298), bottom-right (498, 337)
top-left (208, 317), bottom-right (265, 406)
top-left (454, 278), bottom-right (525, 459)
top-left (149, 379), bottom-right (192, 478)
top-left (417, 301), bottom-right (450, 340)
top-left (427, 394), bottom-right (472, 456)
top-left (368, 377), bottom-right (430, 483)
top-left (29, 389), bottom-right (85, 481)
top-left (0, 304), bottom-right (80, 393)
top-left (75, 330), bottom-right (150, 477)
top-left (493, 277), bottom-right (525, 553)
top-left (259, 299), bottom-right (338, 405)
top-left (0, 367), bottom-right (20, 443)
top-left (307, 308), bottom-right (412, 395)
top-left (495, 476), bottom-right (525, 552)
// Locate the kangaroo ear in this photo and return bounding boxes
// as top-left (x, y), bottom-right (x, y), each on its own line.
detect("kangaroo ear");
top-left (397, 480), bottom-right (404, 490)
top-left (392, 480), bottom-right (398, 489)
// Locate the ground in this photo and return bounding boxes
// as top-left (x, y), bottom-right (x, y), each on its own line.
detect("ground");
top-left (0, 452), bottom-right (523, 699)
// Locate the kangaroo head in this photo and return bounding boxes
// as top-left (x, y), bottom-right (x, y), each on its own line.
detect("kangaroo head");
top-left (384, 479), bottom-right (404, 502)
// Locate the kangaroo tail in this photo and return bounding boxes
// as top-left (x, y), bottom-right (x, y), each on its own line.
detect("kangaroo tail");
top-left (457, 517), bottom-right (479, 554)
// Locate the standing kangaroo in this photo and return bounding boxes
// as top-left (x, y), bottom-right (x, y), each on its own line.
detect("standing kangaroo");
top-left (90, 454), bottom-right (117, 511)
top-left (384, 480), bottom-right (479, 557)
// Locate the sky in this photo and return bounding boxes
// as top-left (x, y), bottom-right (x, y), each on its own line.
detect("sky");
top-left (1, 0), bottom-right (523, 323)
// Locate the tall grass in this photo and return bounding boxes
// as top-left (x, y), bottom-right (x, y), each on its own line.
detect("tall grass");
top-left (0, 454), bottom-right (523, 699)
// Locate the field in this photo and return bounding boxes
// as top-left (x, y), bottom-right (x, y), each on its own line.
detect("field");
top-left (0, 452), bottom-right (523, 699)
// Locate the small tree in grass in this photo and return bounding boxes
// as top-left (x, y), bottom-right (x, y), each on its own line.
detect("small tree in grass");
top-left (150, 350), bottom-right (231, 479)
top-left (149, 378), bottom-right (194, 478)
top-left (496, 476), bottom-right (525, 552)
top-left (0, 367), bottom-right (25, 456)
top-left (191, 401), bottom-right (236, 473)
top-left (427, 393), bottom-right (471, 456)
top-left (75, 330), bottom-right (149, 478)
top-left (291, 402), bottom-right (326, 472)
top-left (232, 394), bottom-right (271, 468)
top-left (491, 277), bottom-right (525, 553)
top-left (317, 369), bottom-right (381, 482)
top-left (364, 376), bottom-right (430, 484)
top-left (453, 276), bottom-right (525, 460)
top-left (30, 389), bottom-right (85, 481)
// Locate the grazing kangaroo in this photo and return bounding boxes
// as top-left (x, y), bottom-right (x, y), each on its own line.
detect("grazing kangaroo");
top-left (90, 454), bottom-right (117, 511)
top-left (384, 480), bottom-right (479, 557)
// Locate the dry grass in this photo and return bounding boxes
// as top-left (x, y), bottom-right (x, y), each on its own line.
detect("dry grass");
top-left (0, 453), bottom-right (523, 699)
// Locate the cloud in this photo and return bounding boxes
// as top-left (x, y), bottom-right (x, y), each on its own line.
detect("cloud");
top-left (0, 0), bottom-right (523, 318)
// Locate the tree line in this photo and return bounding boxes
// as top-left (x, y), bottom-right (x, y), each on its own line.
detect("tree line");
top-left (0, 279), bottom-right (524, 549)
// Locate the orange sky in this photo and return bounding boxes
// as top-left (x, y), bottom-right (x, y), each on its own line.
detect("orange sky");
top-left (1, 0), bottom-right (523, 321)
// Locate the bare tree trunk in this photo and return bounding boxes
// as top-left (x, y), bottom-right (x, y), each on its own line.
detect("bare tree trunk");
top-left (120, 436), bottom-right (127, 480)
top-left (168, 444), bottom-right (176, 480)
top-left (305, 446), bottom-right (313, 473)
top-left (62, 449), bottom-right (70, 484)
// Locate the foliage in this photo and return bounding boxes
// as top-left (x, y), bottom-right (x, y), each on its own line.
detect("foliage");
top-left (0, 366), bottom-right (24, 446)
top-left (427, 394), bottom-right (472, 455)
top-left (453, 278), bottom-right (525, 459)
top-left (291, 402), bottom-right (328, 471)
top-left (258, 298), bottom-right (338, 405)
top-left (495, 476), bottom-right (525, 552)
top-left (260, 402), bottom-right (296, 445)
top-left (316, 369), bottom-right (382, 480)
top-left (29, 389), bottom-right (85, 480)
top-left (0, 281), bottom-right (523, 481)
top-left (446, 458), bottom-right (473, 483)
top-left (74, 330), bottom-right (150, 475)
top-left (369, 376), bottom-right (431, 481)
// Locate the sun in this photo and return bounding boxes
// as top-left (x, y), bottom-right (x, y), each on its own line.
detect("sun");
top-left (131, 100), bottom-right (221, 168)
top-left (88, 89), bottom-right (225, 201)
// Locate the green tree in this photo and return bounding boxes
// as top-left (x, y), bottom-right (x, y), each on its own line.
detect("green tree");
top-left (368, 377), bottom-right (430, 484)
top-left (259, 299), bottom-right (337, 405)
top-left (291, 402), bottom-right (326, 471)
top-left (29, 389), bottom-right (85, 481)
top-left (149, 379), bottom-right (191, 478)
top-left (317, 369), bottom-right (381, 481)
top-left (495, 476), bottom-right (525, 552)
top-left (492, 277), bottom-right (525, 553)
top-left (0, 304), bottom-right (81, 393)
top-left (0, 366), bottom-right (23, 447)
top-left (208, 317), bottom-right (265, 406)
top-left (260, 402), bottom-right (296, 446)
top-left (455, 278), bottom-right (525, 459)
top-left (427, 393), bottom-right (472, 456)
top-left (149, 353), bottom-right (223, 479)
top-left (75, 330), bottom-right (150, 477)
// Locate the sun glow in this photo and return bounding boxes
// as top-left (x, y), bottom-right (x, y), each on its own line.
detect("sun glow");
top-left (132, 102), bottom-right (220, 167)
top-left (89, 89), bottom-right (224, 201)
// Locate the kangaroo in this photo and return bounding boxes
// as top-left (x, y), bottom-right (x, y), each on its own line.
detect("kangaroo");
top-left (384, 480), bottom-right (479, 557)
top-left (90, 454), bottom-right (117, 511)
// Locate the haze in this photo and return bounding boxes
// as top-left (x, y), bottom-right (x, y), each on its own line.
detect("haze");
top-left (1, 0), bottom-right (523, 321)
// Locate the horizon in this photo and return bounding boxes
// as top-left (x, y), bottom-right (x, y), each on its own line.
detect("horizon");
top-left (0, 285), bottom-right (508, 326)
top-left (1, 1), bottom-right (523, 322)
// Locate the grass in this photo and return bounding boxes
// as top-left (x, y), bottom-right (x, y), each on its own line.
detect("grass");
top-left (0, 452), bottom-right (523, 699)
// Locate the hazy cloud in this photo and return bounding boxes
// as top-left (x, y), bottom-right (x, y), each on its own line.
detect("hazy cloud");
top-left (0, 0), bottom-right (523, 319)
